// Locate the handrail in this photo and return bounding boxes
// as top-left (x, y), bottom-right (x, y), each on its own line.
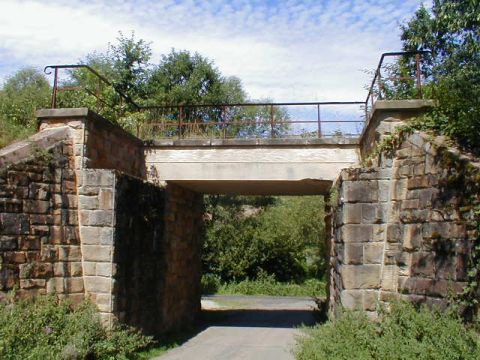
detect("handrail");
top-left (43, 51), bottom-right (431, 140)
top-left (44, 64), bottom-right (141, 110)
top-left (364, 50), bottom-right (431, 117)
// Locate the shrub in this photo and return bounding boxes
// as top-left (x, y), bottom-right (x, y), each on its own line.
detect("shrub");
top-left (202, 195), bottom-right (326, 283)
top-left (0, 295), bottom-right (153, 359)
top-left (201, 273), bottom-right (222, 294)
top-left (296, 301), bottom-right (480, 360)
top-left (217, 273), bottom-right (326, 297)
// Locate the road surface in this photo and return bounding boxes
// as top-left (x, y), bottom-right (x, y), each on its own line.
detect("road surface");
top-left (155, 295), bottom-right (318, 360)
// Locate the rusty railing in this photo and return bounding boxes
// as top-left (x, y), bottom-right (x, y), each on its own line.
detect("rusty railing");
top-left (364, 51), bottom-right (431, 117)
top-left (44, 51), bottom-right (430, 140)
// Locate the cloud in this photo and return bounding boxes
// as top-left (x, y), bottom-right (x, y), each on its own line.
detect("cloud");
top-left (0, 0), bottom-right (424, 101)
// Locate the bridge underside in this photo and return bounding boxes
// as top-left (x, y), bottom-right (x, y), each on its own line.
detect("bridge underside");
top-left (169, 179), bottom-right (333, 195)
top-left (145, 140), bottom-right (360, 195)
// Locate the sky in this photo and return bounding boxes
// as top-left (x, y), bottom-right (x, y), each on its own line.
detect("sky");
top-left (0, 0), bottom-right (425, 102)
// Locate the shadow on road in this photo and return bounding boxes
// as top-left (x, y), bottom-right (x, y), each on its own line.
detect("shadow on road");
top-left (200, 309), bottom-right (318, 329)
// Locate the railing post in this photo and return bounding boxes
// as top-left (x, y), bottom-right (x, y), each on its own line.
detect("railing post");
top-left (178, 106), bottom-right (183, 139)
top-left (376, 68), bottom-right (383, 100)
top-left (51, 68), bottom-right (58, 108)
top-left (415, 53), bottom-right (422, 98)
top-left (270, 105), bottom-right (274, 138)
top-left (96, 78), bottom-right (101, 112)
top-left (317, 104), bottom-right (322, 138)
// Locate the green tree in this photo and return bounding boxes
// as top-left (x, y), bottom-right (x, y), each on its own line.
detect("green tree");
top-left (400, 0), bottom-right (480, 152)
top-left (0, 67), bottom-right (51, 127)
top-left (0, 68), bottom-right (51, 147)
top-left (146, 50), bottom-right (242, 105)
top-left (203, 196), bottom-right (326, 282)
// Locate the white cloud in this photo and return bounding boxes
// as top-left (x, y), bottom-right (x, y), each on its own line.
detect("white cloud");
top-left (0, 0), bottom-right (424, 101)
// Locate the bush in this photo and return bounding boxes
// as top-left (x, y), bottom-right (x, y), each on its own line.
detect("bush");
top-left (217, 273), bottom-right (326, 297)
top-left (296, 301), bottom-right (480, 360)
top-left (202, 195), bottom-right (326, 283)
top-left (0, 295), bottom-right (153, 359)
top-left (201, 273), bottom-right (222, 294)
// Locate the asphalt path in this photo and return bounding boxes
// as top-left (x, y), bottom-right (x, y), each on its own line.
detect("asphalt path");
top-left (156, 295), bottom-right (318, 360)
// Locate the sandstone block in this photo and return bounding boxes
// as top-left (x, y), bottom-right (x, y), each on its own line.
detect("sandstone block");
top-left (99, 189), bottom-right (114, 210)
top-left (78, 195), bottom-right (99, 209)
top-left (341, 264), bottom-right (381, 289)
top-left (96, 263), bottom-right (113, 277)
top-left (80, 210), bottom-right (113, 226)
top-left (70, 262), bottom-right (83, 277)
top-left (344, 243), bottom-right (363, 265)
top-left (0, 236), bottom-right (17, 250)
top-left (20, 279), bottom-right (46, 289)
top-left (411, 252), bottom-right (435, 277)
top-left (342, 224), bottom-right (373, 243)
top-left (84, 276), bottom-right (112, 293)
top-left (386, 224), bottom-right (403, 243)
top-left (402, 224), bottom-right (422, 251)
top-left (82, 245), bottom-right (111, 262)
top-left (342, 203), bottom-right (362, 224)
top-left (363, 290), bottom-right (378, 311)
top-left (83, 262), bottom-right (96, 276)
top-left (340, 289), bottom-right (363, 310)
top-left (82, 170), bottom-right (115, 187)
top-left (381, 265), bottom-right (398, 291)
top-left (342, 181), bottom-right (378, 203)
top-left (65, 277), bottom-right (84, 293)
top-left (364, 243), bottom-right (384, 264)
top-left (80, 226), bottom-right (113, 245)
top-left (46, 277), bottom-right (64, 294)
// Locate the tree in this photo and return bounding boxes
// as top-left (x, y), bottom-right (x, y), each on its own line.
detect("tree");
top-left (146, 49), bottom-right (241, 105)
top-left (202, 196), bottom-right (326, 282)
top-left (400, 0), bottom-right (480, 152)
top-left (0, 67), bottom-right (51, 127)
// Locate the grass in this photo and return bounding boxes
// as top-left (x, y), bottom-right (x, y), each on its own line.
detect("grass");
top-left (202, 274), bottom-right (326, 297)
top-left (295, 301), bottom-right (480, 360)
top-left (0, 294), bottom-right (155, 360)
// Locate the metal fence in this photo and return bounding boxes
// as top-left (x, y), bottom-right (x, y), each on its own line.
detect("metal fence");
top-left (44, 51), bottom-right (429, 140)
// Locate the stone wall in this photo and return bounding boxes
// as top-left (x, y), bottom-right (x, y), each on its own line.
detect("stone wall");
top-left (330, 131), bottom-right (477, 317)
top-left (161, 183), bottom-right (204, 332)
top-left (0, 140), bottom-right (84, 303)
top-left (37, 108), bottom-right (145, 179)
top-left (1, 109), bottom-right (204, 335)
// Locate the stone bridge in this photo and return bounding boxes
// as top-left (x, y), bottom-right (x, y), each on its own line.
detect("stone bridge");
top-left (1, 99), bottom-right (475, 334)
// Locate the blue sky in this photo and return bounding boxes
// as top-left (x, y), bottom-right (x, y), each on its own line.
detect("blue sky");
top-left (0, 0), bottom-right (425, 102)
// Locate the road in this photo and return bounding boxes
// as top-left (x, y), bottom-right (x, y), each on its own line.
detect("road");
top-left (155, 295), bottom-right (318, 360)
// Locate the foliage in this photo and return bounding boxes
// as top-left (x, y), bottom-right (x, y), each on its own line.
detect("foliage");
top-left (215, 274), bottom-right (326, 297)
top-left (0, 67), bottom-right (50, 146)
top-left (400, 0), bottom-right (480, 153)
top-left (203, 195), bottom-right (326, 283)
top-left (201, 273), bottom-right (222, 294)
top-left (296, 301), bottom-right (480, 360)
top-left (0, 295), bottom-right (153, 359)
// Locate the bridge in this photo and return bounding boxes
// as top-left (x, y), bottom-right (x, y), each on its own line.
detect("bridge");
top-left (3, 52), bottom-right (470, 336)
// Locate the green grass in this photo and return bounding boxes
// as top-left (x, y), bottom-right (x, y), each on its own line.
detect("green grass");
top-left (295, 301), bottom-right (480, 360)
top-left (206, 277), bottom-right (326, 297)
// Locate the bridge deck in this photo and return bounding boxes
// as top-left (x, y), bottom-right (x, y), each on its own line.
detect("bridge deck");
top-left (145, 139), bottom-right (360, 195)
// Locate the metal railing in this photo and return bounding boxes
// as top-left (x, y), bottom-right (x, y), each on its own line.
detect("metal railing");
top-left (364, 51), bottom-right (431, 117)
top-left (44, 64), bottom-right (140, 111)
top-left (44, 51), bottom-right (429, 140)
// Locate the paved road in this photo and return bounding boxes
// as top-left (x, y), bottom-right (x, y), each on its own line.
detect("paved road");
top-left (156, 295), bottom-right (318, 360)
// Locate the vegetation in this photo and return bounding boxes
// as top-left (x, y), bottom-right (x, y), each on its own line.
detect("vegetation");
top-left (214, 276), bottom-right (325, 298)
top-left (202, 195), bottom-right (326, 283)
top-left (0, 294), bottom-right (154, 360)
top-left (296, 301), bottom-right (480, 360)
top-left (0, 67), bottom-right (51, 147)
top-left (382, 0), bottom-right (480, 154)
